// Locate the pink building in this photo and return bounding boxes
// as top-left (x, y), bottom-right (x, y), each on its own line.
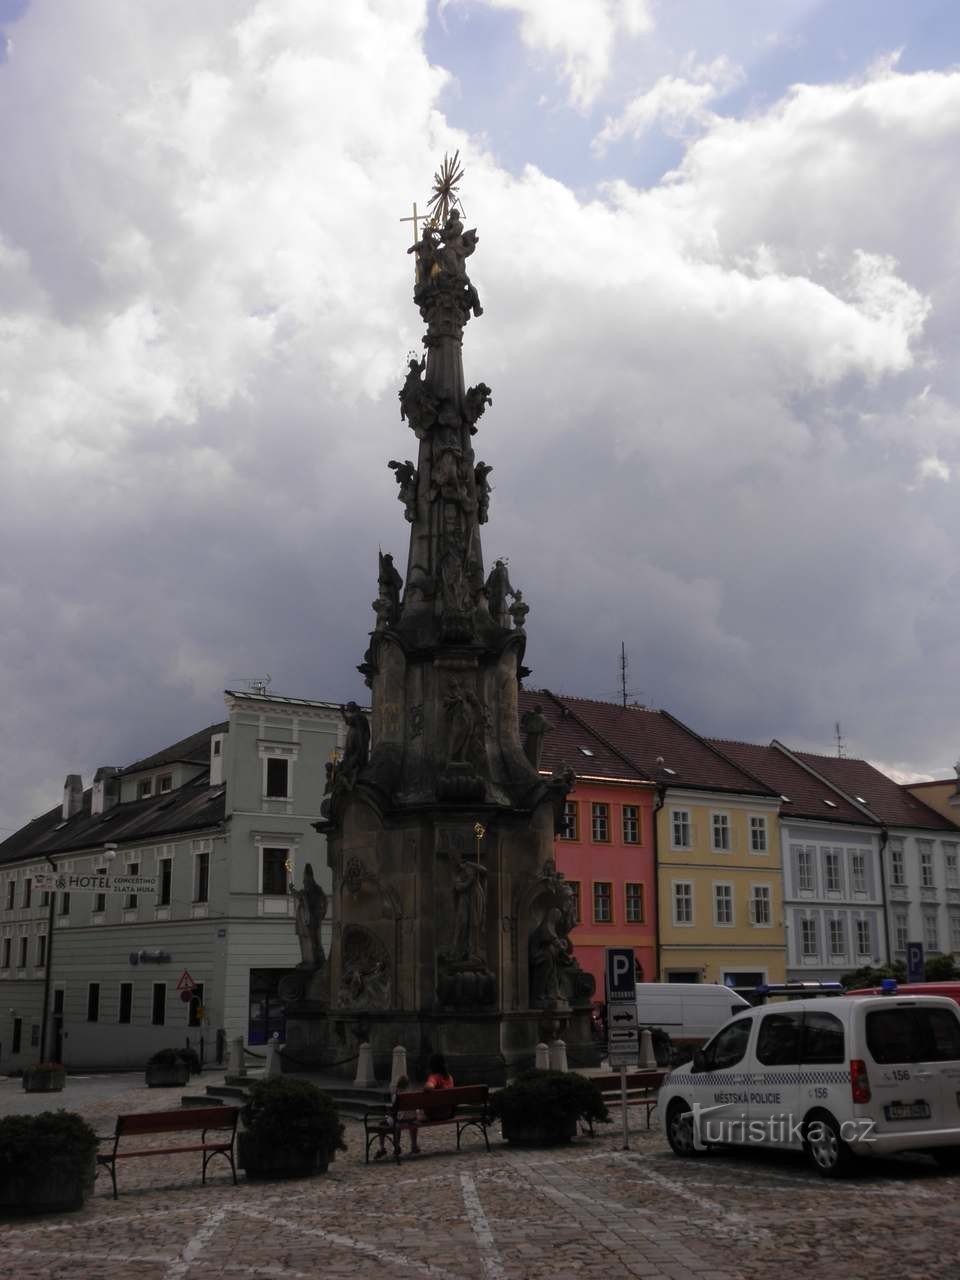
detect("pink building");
top-left (519, 690), bottom-right (657, 1001)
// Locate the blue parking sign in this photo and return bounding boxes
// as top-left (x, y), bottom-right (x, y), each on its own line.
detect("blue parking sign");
top-left (605, 947), bottom-right (636, 1003)
top-left (906, 941), bottom-right (925, 984)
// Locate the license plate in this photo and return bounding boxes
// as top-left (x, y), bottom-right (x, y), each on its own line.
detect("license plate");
top-left (884, 1102), bottom-right (931, 1121)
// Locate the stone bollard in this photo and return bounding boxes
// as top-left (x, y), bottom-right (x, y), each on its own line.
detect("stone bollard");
top-left (389, 1044), bottom-right (408, 1089)
top-left (639, 1027), bottom-right (656, 1069)
top-left (535, 1042), bottom-right (550, 1070)
top-left (354, 1041), bottom-right (376, 1088)
top-left (548, 1038), bottom-right (568, 1073)
top-left (264, 1035), bottom-right (284, 1077)
top-left (228, 1036), bottom-right (245, 1077)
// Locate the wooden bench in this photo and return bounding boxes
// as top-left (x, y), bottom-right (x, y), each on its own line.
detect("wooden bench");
top-left (583, 1070), bottom-right (668, 1136)
top-left (96, 1105), bottom-right (240, 1199)
top-left (363, 1085), bottom-right (492, 1165)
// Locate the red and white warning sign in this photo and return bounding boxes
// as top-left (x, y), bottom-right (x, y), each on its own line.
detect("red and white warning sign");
top-left (176, 970), bottom-right (197, 993)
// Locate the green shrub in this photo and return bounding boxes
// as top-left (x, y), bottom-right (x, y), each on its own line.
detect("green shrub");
top-left (241, 1077), bottom-right (347, 1160)
top-left (177, 1047), bottom-right (202, 1074)
top-left (0, 1111), bottom-right (97, 1184)
top-left (490, 1069), bottom-right (610, 1129)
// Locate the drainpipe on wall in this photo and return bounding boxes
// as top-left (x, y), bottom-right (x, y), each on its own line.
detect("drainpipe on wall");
top-left (653, 785), bottom-right (666, 980)
top-left (877, 825), bottom-right (891, 966)
top-left (38, 855), bottom-right (57, 1063)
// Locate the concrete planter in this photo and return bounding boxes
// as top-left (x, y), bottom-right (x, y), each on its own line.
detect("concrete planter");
top-left (22, 1067), bottom-right (66, 1093)
top-left (0, 1152), bottom-right (95, 1215)
top-left (237, 1132), bottom-right (331, 1181)
top-left (145, 1062), bottom-right (190, 1087)
top-left (499, 1114), bottom-right (578, 1146)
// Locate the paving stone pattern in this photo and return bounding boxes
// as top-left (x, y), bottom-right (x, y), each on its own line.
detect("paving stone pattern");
top-left (1, 1073), bottom-right (958, 1280)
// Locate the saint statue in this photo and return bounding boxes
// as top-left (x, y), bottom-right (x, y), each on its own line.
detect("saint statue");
top-left (520, 703), bottom-right (551, 769)
top-left (484, 559), bottom-right (515, 628)
top-left (340, 701), bottom-right (370, 784)
top-left (451, 857), bottom-right (488, 961)
top-left (443, 679), bottom-right (482, 762)
top-left (292, 863), bottom-right (327, 969)
top-left (529, 907), bottom-right (566, 1006)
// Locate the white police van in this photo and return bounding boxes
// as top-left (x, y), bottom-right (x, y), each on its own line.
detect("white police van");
top-left (659, 992), bottom-right (960, 1176)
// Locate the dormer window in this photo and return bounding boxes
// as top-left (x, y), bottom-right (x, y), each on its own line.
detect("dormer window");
top-left (137, 778), bottom-right (153, 800)
top-left (159, 775), bottom-right (173, 794)
top-left (213, 740), bottom-right (222, 756)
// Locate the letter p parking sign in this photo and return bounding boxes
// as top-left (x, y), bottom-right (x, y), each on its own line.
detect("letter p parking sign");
top-left (605, 947), bottom-right (636, 1004)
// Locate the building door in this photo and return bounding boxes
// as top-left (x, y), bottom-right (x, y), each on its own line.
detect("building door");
top-left (248, 969), bottom-right (288, 1044)
top-left (52, 988), bottom-right (64, 1061)
top-left (12, 1018), bottom-right (22, 1055)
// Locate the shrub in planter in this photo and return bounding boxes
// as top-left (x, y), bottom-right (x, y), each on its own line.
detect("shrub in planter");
top-left (239, 1077), bottom-right (346, 1180)
top-left (491, 1069), bottom-right (610, 1146)
top-left (177, 1047), bottom-right (202, 1075)
top-left (145, 1048), bottom-right (190, 1087)
top-left (0, 1111), bottom-right (98, 1214)
top-left (22, 1062), bottom-right (66, 1093)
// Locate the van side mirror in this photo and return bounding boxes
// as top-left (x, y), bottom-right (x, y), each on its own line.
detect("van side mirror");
top-left (692, 1048), bottom-right (707, 1074)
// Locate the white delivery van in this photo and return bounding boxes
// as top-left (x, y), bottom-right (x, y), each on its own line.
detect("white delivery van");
top-left (659, 994), bottom-right (960, 1176)
top-left (632, 983), bottom-right (751, 1045)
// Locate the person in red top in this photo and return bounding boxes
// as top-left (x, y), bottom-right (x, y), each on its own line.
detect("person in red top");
top-left (425, 1053), bottom-right (454, 1090)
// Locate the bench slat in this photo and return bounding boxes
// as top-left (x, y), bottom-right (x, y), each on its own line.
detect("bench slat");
top-left (115, 1107), bottom-right (238, 1136)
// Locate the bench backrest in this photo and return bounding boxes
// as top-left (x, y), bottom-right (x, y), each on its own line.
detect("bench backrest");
top-left (395, 1085), bottom-right (488, 1118)
top-left (596, 1070), bottom-right (666, 1093)
top-left (115, 1106), bottom-right (239, 1137)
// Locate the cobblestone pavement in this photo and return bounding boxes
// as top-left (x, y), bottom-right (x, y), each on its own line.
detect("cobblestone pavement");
top-left (2, 1075), bottom-right (959, 1280)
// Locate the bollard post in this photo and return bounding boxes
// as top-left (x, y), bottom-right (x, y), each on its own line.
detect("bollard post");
top-left (354, 1041), bottom-right (376, 1088)
top-left (264, 1033), bottom-right (283, 1077)
top-left (639, 1027), bottom-right (656, 1068)
top-left (548, 1038), bottom-right (568, 1073)
top-left (535, 1042), bottom-right (550, 1070)
top-left (228, 1036), bottom-right (244, 1077)
top-left (390, 1044), bottom-right (408, 1089)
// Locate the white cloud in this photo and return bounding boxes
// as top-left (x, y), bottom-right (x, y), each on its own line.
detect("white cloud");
top-left (593, 54), bottom-right (744, 151)
top-left (453, 0), bottom-right (653, 108)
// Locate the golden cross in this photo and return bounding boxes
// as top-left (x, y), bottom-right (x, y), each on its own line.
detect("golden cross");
top-left (400, 201), bottom-right (421, 243)
top-left (474, 821), bottom-right (485, 864)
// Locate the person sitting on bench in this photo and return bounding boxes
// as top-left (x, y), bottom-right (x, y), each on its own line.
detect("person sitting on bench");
top-left (374, 1075), bottom-right (420, 1159)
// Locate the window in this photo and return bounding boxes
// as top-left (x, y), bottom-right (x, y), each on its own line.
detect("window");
top-left (891, 844), bottom-right (905, 886)
top-left (137, 778), bottom-right (153, 799)
top-left (159, 774), bottom-right (173, 793)
top-left (796, 847), bottom-right (814, 893)
top-left (22, 878), bottom-right (31, 908)
top-left (673, 882), bottom-right (693, 925)
top-left (829, 917), bottom-right (846, 957)
top-left (824, 849), bottom-right (842, 894)
top-left (12, 1018), bottom-right (21, 1054)
top-left (59, 892), bottom-right (71, 916)
top-left (40, 890), bottom-right (49, 908)
top-left (593, 881), bottom-right (612, 923)
top-left (1, 937), bottom-right (9, 968)
top-left (118, 982), bottom-right (133, 1024)
top-left (712, 813), bottom-right (730, 852)
top-left (856, 918), bottom-right (872, 956)
top-left (750, 816), bottom-right (768, 853)
top-left (751, 885), bottom-right (772, 926)
top-left (566, 880), bottom-right (582, 922)
top-left (867, 1006), bottom-right (960, 1064)
top-left (159, 857), bottom-right (172, 907)
top-left (801, 1011), bottom-right (845, 1063)
top-left (125, 861), bottom-right (139, 911)
top-left (152, 982), bottom-right (166, 1026)
top-left (213, 738), bottom-right (222, 756)
top-left (714, 883), bottom-right (733, 926)
top-left (625, 883), bottom-right (644, 923)
top-left (950, 914), bottom-right (960, 953)
top-left (800, 916), bottom-right (817, 957)
top-left (262, 848), bottom-right (289, 896)
top-left (946, 847), bottom-right (960, 889)
top-left (5, 880), bottom-right (14, 910)
top-left (894, 912), bottom-right (908, 953)
top-left (559, 801), bottom-right (578, 841)
top-left (622, 805), bottom-right (640, 844)
top-left (17, 935), bottom-right (27, 968)
top-left (94, 866), bottom-right (107, 914)
top-left (701, 1019), bottom-right (752, 1071)
top-left (188, 983), bottom-right (205, 1028)
top-left (87, 982), bottom-right (100, 1023)
top-left (920, 846), bottom-right (935, 888)
top-left (757, 1010), bottom-right (802, 1066)
top-left (36, 934), bottom-right (46, 967)
top-left (591, 803), bottom-right (610, 842)
top-left (851, 853), bottom-right (866, 895)
top-left (193, 853), bottom-right (210, 904)
top-left (265, 757), bottom-right (289, 799)
top-left (671, 810), bottom-right (691, 849)
top-left (924, 912), bottom-right (939, 952)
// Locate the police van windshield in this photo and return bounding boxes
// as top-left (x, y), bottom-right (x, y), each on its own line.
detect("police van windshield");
top-left (866, 1006), bottom-right (960, 1064)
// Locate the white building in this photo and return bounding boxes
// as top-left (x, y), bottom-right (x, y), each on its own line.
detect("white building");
top-left (0, 690), bottom-right (343, 1071)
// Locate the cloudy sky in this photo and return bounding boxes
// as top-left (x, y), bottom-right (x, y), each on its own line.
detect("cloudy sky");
top-left (2, 0), bottom-right (960, 834)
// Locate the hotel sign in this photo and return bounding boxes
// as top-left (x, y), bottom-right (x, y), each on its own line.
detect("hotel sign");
top-left (35, 871), bottom-right (158, 895)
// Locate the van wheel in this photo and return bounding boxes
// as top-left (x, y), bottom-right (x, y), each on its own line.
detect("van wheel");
top-left (803, 1111), bottom-right (854, 1178)
top-left (666, 1102), bottom-right (705, 1158)
top-left (933, 1147), bottom-right (960, 1170)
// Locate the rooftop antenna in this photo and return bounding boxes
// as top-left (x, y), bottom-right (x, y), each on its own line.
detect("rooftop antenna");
top-left (228, 674), bottom-right (272, 695)
top-left (835, 721), bottom-right (846, 758)
top-left (618, 641), bottom-right (642, 708)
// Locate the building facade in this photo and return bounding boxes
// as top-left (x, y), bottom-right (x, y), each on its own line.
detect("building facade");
top-left (0, 690), bottom-right (341, 1071)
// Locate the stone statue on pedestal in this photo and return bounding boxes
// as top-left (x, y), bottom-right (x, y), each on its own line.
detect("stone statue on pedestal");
top-left (292, 863), bottom-right (327, 969)
top-left (451, 857), bottom-right (487, 962)
top-left (520, 703), bottom-right (551, 769)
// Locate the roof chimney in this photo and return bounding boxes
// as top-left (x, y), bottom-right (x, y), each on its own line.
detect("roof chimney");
top-left (91, 766), bottom-right (121, 816)
top-left (62, 774), bottom-right (83, 820)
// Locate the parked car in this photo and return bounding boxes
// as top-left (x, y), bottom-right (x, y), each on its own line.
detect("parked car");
top-left (659, 994), bottom-right (960, 1176)
top-left (634, 982), bottom-right (751, 1049)
top-left (846, 980), bottom-right (960, 1008)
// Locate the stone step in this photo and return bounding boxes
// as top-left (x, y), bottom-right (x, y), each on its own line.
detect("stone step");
top-left (205, 1083), bottom-right (251, 1102)
top-left (181, 1094), bottom-right (226, 1107)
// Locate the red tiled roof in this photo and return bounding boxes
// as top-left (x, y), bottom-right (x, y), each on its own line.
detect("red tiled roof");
top-left (518, 690), bottom-right (647, 783)
top-left (785, 749), bottom-right (960, 832)
top-left (710, 740), bottom-right (873, 825)
top-left (540, 694), bottom-right (775, 796)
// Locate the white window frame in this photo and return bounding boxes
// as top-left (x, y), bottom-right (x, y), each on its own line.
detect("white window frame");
top-left (749, 816), bottom-right (768, 853)
top-left (851, 852), bottom-right (866, 895)
top-left (672, 881), bottom-right (694, 926)
top-left (829, 916), bottom-right (846, 958)
top-left (856, 917), bottom-right (872, 957)
top-left (891, 844), bottom-right (905, 887)
top-left (713, 882), bottom-right (734, 927)
top-left (796, 846), bottom-right (814, 894)
top-left (920, 847), bottom-right (935, 889)
top-left (800, 916), bottom-right (818, 958)
top-left (260, 845), bottom-right (292, 897)
top-left (258, 740), bottom-right (300, 801)
top-left (622, 805), bottom-right (640, 845)
top-left (950, 914), bottom-right (960, 953)
top-left (924, 912), bottom-right (939, 952)
top-left (945, 847), bottom-right (960, 889)
top-left (824, 849), bottom-right (843, 895)
top-left (750, 884), bottom-right (772, 927)
top-left (711, 812), bottom-right (731, 853)
top-left (670, 809), bottom-right (692, 850)
top-left (137, 777), bottom-right (153, 800)
top-left (894, 911), bottom-right (909, 953)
